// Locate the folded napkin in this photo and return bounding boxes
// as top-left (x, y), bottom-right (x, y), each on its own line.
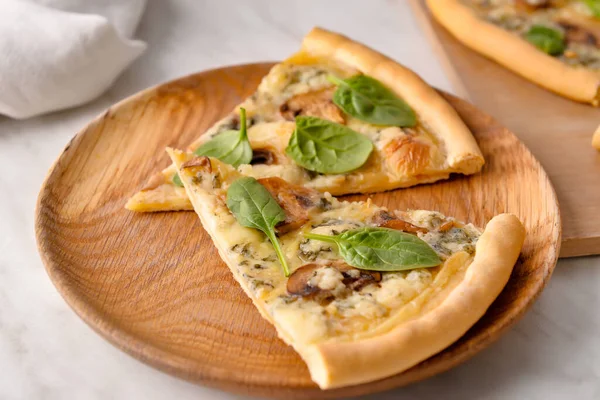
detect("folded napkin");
top-left (0, 0), bottom-right (147, 119)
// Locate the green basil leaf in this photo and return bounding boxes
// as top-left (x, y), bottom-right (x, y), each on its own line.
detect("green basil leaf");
top-left (328, 74), bottom-right (416, 127)
top-left (524, 25), bottom-right (566, 56)
top-left (195, 108), bottom-right (252, 167)
top-left (285, 116), bottom-right (373, 174)
top-left (226, 177), bottom-right (290, 276)
top-left (583, 0), bottom-right (600, 18)
top-left (305, 227), bottom-right (440, 271)
top-left (172, 173), bottom-right (183, 187)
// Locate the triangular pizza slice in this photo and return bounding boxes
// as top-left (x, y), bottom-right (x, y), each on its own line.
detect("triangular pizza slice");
top-left (126, 28), bottom-right (484, 212)
top-left (166, 149), bottom-right (524, 389)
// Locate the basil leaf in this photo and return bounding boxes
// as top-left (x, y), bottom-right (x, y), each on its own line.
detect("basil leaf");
top-left (195, 108), bottom-right (252, 167)
top-left (583, 0), bottom-right (600, 18)
top-left (328, 74), bottom-right (416, 127)
top-left (172, 173), bottom-right (183, 187)
top-left (285, 116), bottom-right (373, 174)
top-left (524, 25), bottom-right (566, 56)
top-left (226, 177), bottom-right (290, 276)
top-left (305, 227), bottom-right (440, 271)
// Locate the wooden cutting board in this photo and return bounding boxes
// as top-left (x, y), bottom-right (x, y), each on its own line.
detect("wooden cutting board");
top-left (35, 63), bottom-right (560, 399)
top-left (410, 0), bottom-right (600, 258)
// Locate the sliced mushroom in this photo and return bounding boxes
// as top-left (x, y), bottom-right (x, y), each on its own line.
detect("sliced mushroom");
top-left (181, 156), bottom-right (212, 171)
top-left (370, 210), bottom-right (428, 234)
top-left (559, 22), bottom-right (598, 47)
top-left (515, 0), bottom-right (550, 12)
top-left (287, 261), bottom-right (381, 297)
top-left (438, 220), bottom-right (456, 232)
top-left (257, 177), bottom-right (322, 234)
top-left (280, 88), bottom-right (345, 124)
top-left (250, 148), bottom-right (277, 165)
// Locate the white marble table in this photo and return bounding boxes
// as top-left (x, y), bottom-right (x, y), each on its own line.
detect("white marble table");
top-left (1, 1), bottom-right (599, 399)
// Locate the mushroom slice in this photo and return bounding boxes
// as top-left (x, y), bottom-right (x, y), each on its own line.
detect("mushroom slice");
top-left (181, 156), bottom-right (212, 171)
top-left (370, 210), bottom-right (428, 234)
top-left (280, 88), bottom-right (345, 124)
top-left (287, 261), bottom-right (381, 297)
top-left (257, 177), bottom-right (322, 234)
top-left (559, 22), bottom-right (598, 47)
top-left (250, 147), bottom-right (278, 165)
top-left (438, 219), bottom-right (456, 232)
top-left (515, 0), bottom-right (550, 12)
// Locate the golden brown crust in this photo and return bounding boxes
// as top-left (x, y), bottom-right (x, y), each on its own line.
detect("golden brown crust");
top-left (302, 213), bottom-right (525, 389)
top-left (427, 0), bottom-right (600, 105)
top-left (301, 27), bottom-right (484, 175)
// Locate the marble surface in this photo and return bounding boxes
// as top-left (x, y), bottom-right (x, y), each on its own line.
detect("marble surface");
top-left (1, 0), bottom-right (599, 399)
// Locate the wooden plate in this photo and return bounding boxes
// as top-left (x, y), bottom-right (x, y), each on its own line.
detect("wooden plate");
top-left (35, 63), bottom-right (561, 399)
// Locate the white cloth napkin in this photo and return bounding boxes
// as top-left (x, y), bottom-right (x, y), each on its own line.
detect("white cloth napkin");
top-left (0, 0), bottom-right (147, 119)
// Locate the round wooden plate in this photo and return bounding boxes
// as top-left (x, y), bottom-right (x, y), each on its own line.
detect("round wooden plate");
top-left (36, 63), bottom-right (561, 399)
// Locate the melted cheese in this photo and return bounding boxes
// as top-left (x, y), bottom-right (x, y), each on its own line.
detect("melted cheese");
top-left (175, 156), bottom-right (482, 344)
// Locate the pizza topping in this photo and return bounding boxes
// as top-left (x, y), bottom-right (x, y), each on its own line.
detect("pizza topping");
top-left (328, 74), bottom-right (417, 127)
top-left (304, 227), bottom-right (441, 271)
top-left (285, 116), bottom-right (374, 174)
top-left (582, 0), bottom-right (600, 17)
top-left (438, 220), bottom-right (457, 232)
top-left (369, 210), bottom-right (428, 234)
top-left (286, 261), bottom-right (381, 297)
top-left (257, 177), bottom-right (323, 234)
top-left (172, 173), bottom-right (183, 187)
top-left (226, 177), bottom-right (290, 276)
top-left (383, 135), bottom-right (432, 176)
top-left (559, 21), bottom-right (598, 47)
top-left (194, 108), bottom-right (253, 168)
top-left (250, 148), bottom-right (278, 165)
top-left (279, 88), bottom-right (345, 124)
top-left (418, 225), bottom-right (480, 257)
top-left (181, 156), bottom-right (212, 170)
top-left (515, 0), bottom-right (550, 12)
top-left (524, 25), bottom-right (566, 55)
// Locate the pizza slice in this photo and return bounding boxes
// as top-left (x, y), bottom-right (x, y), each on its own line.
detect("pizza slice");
top-left (428, 0), bottom-right (600, 105)
top-left (166, 149), bottom-right (525, 389)
top-left (126, 27), bottom-right (484, 212)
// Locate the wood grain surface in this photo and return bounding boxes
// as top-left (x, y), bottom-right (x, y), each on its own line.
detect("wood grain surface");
top-left (411, 0), bottom-right (600, 258)
top-left (35, 63), bottom-right (560, 399)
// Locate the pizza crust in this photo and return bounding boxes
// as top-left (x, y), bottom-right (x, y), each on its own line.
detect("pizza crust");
top-left (301, 27), bottom-right (484, 175)
top-left (300, 213), bottom-right (525, 388)
top-left (427, 0), bottom-right (600, 105)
